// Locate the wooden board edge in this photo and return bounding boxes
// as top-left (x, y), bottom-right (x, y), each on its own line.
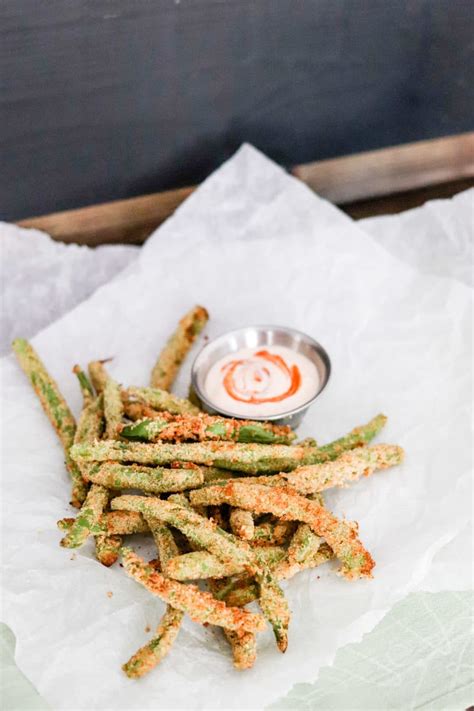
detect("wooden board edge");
top-left (292, 132), bottom-right (474, 203)
top-left (15, 133), bottom-right (474, 246)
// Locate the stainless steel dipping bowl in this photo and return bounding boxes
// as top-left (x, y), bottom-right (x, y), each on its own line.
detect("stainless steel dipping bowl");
top-left (191, 325), bottom-right (331, 427)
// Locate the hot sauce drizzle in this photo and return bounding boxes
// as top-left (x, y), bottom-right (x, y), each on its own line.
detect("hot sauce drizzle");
top-left (222, 349), bottom-right (301, 404)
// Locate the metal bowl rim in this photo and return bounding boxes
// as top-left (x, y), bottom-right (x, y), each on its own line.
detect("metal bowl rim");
top-left (191, 324), bottom-right (331, 422)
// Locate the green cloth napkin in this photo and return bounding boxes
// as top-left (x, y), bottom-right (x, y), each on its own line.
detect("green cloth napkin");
top-left (2, 592), bottom-right (472, 710)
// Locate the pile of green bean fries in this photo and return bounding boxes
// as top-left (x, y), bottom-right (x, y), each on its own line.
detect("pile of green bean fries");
top-left (12, 305), bottom-right (404, 675)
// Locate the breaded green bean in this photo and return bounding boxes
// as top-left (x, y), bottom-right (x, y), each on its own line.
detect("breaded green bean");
top-left (166, 493), bottom-right (190, 507)
top-left (58, 510), bottom-right (149, 535)
top-left (122, 548), bottom-right (265, 633)
top-left (223, 628), bottom-right (257, 671)
top-left (220, 543), bottom-right (334, 608)
top-left (60, 484), bottom-right (109, 548)
top-left (204, 474), bottom-right (285, 488)
top-left (273, 542), bottom-right (333, 581)
top-left (72, 365), bottom-right (94, 405)
top-left (207, 578), bottom-right (257, 671)
top-left (57, 517), bottom-right (75, 532)
top-left (83, 468), bottom-right (123, 566)
top-left (297, 437), bottom-right (318, 448)
top-left (165, 551), bottom-right (246, 580)
top-left (255, 545), bottom-right (288, 569)
top-left (70, 440), bottom-right (311, 472)
top-left (11, 338), bottom-right (86, 507)
top-left (173, 494), bottom-right (208, 519)
top-left (210, 557), bottom-right (290, 653)
top-left (287, 524), bottom-right (322, 565)
top-left (74, 395), bottom-right (104, 445)
top-left (140, 515), bottom-right (184, 673)
top-left (123, 404), bottom-right (244, 454)
top-left (218, 578), bottom-right (258, 608)
top-left (282, 444), bottom-right (404, 494)
top-left (211, 575), bottom-right (257, 607)
top-left (83, 461), bottom-right (204, 493)
top-left (317, 414), bottom-right (387, 461)
top-left (102, 510), bottom-right (149, 535)
top-left (146, 516), bottom-right (180, 567)
top-left (167, 545), bottom-right (288, 581)
top-left (71, 414), bottom-right (386, 473)
top-left (104, 376), bottom-right (124, 439)
top-left (120, 413), bottom-right (296, 445)
top-left (145, 512), bottom-right (189, 659)
top-left (190, 482), bottom-right (374, 579)
top-left (166, 545), bottom-right (285, 582)
top-left (88, 360), bottom-right (109, 395)
top-left (150, 306), bottom-right (209, 390)
top-left (95, 534), bottom-right (122, 567)
top-left (252, 519), bottom-right (296, 546)
top-left (126, 387), bottom-right (200, 415)
top-left (229, 509), bottom-right (254, 540)
top-left (123, 401), bottom-right (155, 421)
top-left (222, 521), bottom-right (289, 650)
top-left (72, 373), bottom-right (103, 505)
top-left (12, 338), bottom-right (76, 447)
top-left (170, 546), bottom-right (287, 580)
top-left (255, 570), bottom-right (290, 652)
top-left (264, 520), bottom-right (329, 581)
top-left (122, 606), bottom-right (184, 678)
top-left (202, 467), bottom-right (238, 483)
top-left (73, 392), bottom-right (107, 550)
top-left (124, 400), bottom-right (201, 425)
top-left (111, 496), bottom-right (256, 571)
top-left (254, 550), bottom-right (291, 652)
top-left (167, 492), bottom-right (207, 518)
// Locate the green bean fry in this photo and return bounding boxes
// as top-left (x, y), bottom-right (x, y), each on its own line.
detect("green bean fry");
top-left (13, 307), bottom-right (404, 680)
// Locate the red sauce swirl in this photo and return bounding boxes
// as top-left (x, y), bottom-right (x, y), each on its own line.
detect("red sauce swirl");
top-left (222, 349), bottom-right (301, 404)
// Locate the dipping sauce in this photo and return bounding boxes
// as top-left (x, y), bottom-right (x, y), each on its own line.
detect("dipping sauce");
top-left (204, 345), bottom-right (320, 417)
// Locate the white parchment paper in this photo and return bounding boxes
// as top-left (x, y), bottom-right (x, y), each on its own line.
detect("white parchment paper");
top-left (1, 145), bottom-right (472, 711)
top-left (360, 188), bottom-right (473, 287)
top-left (0, 222), bottom-right (139, 355)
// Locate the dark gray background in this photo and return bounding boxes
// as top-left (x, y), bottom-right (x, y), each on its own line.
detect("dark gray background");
top-left (1, 0), bottom-right (473, 221)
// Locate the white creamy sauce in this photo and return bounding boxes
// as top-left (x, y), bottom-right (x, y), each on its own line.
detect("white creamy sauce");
top-left (204, 345), bottom-right (320, 417)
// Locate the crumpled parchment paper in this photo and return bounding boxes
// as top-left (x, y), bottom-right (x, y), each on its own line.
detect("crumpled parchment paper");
top-left (360, 188), bottom-right (473, 287)
top-left (0, 221), bottom-right (139, 355)
top-left (1, 145), bottom-right (471, 710)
